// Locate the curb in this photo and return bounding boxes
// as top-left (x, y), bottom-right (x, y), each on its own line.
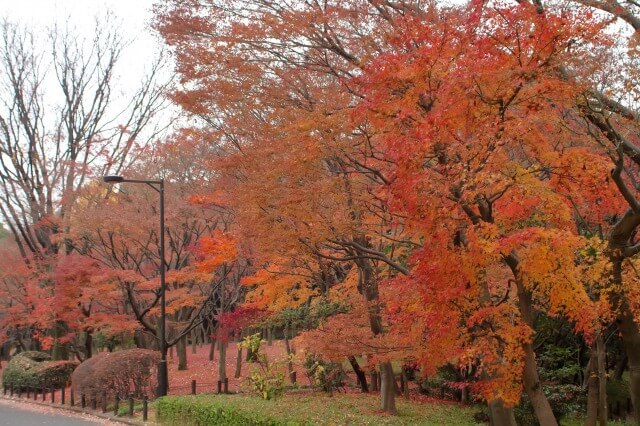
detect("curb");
top-left (0, 394), bottom-right (150, 425)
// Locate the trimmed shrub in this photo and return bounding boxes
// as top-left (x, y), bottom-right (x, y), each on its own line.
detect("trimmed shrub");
top-left (157, 396), bottom-right (282, 426)
top-left (2, 351), bottom-right (77, 390)
top-left (72, 348), bottom-right (159, 400)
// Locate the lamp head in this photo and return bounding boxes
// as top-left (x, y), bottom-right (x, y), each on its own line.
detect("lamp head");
top-left (103, 175), bottom-right (124, 183)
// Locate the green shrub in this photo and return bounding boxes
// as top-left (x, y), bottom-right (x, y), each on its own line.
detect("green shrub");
top-left (303, 353), bottom-right (346, 394)
top-left (2, 351), bottom-right (77, 390)
top-left (240, 334), bottom-right (286, 400)
top-left (156, 396), bottom-right (284, 426)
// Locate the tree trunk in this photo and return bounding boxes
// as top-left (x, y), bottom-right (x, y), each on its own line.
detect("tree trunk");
top-left (508, 256), bottom-right (558, 426)
top-left (586, 343), bottom-right (599, 426)
top-left (347, 356), bottom-right (368, 393)
top-left (612, 257), bottom-right (640, 423)
top-left (379, 361), bottom-right (397, 415)
top-left (488, 399), bottom-right (517, 426)
top-left (177, 335), bottom-right (187, 371)
top-left (234, 344), bottom-right (242, 378)
top-left (597, 335), bottom-right (607, 426)
top-left (218, 340), bottom-right (227, 382)
top-left (353, 236), bottom-right (396, 414)
top-left (401, 370), bottom-right (410, 399)
top-left (52, 321), bottom-right (69, 360)
top-left (134, 330), bottom-right (146, 349)
top-left (614, 352), bottom-right (628, 381)
top-left (283, 326), bottom-right (295, 383)
top-left (518, 284), bottom-right (558, 426)
top-left (209, 337), bottom-right (216, 361)
top-left (84, 331), bottom-right (92, 359)
top-left (267, 327), bottom-right (273, 346)
top-left (191, 328), bottom-right (197, 354)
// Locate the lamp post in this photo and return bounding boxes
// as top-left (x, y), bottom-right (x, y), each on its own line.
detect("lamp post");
top-left (103, 175), bottom-right (168, 397)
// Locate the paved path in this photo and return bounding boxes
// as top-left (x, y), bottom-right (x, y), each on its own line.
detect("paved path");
top-left (0, 399), bottom-right (113, 425)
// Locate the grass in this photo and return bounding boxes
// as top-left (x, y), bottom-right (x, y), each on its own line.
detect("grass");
top-left (156, 392), bottom-right (483, 425)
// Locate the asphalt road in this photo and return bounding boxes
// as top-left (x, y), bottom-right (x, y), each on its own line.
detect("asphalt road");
top-left (0, 402), bottom-right (103, 425)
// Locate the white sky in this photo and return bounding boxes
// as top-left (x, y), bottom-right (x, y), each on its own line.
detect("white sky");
top-left (0, 0), bottom-right (164, 94)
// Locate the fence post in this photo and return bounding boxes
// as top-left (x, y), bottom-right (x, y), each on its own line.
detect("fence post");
top-left (51, 386), bottom-right (55, 403)
top-left (101, 391), bottom-right (107, 413)
top-left (114, 395), bottom-right (119, 416)
top-left (224, 378), bottom-right (228, 393)
top-left (217, 380), bottom-right (222, 394)
top-left (81, 393), bottom-right (86, 409)
top-left (61, 387), bottom-right (65, 405)
top-left (143, 396), bottom-right (148, 421)
top-left (128, 393), bottom-right (134, 417)
top-left (191, 379), bottom-right (196, 395)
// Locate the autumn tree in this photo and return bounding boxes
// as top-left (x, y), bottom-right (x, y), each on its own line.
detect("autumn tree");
top-left (154, 0), bottom-right (428, 414)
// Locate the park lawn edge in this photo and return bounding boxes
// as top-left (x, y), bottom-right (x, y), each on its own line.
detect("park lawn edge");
top-left (155, 393), bottom-right (483, 425)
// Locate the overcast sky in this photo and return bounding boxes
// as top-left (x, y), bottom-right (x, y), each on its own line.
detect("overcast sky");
top-left (1, 0), bottom-right (164, 93)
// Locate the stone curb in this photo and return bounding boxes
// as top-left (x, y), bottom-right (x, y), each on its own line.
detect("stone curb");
top-left (0, 394), bottom-right (151, 425)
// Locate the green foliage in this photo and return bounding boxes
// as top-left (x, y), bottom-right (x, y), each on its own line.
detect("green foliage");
top-left (156, 394), bottom-right (483, 425)
top-left (607, 378), bottom-right (631, 405)
top-left (303, 353), bottom-right (346, 394)
top-left (418, 366), bottom-right (460, 399)
top-left (268, 299), bottom-right (349, 331)
top-left (538, 346), bottom-right (582, 384)
top-left (2, 351), bottom-right (77, 390)
top-left (239, 333), bottom-right (286, 400)
top-left (240, 333), bottom-right (263, 358)
top-left (514, 384), bottom-right (586, 425)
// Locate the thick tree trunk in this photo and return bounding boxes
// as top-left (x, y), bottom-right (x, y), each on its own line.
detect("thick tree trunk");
top-left (191, 329), bottom-right (197, 354)
top-left (234, 344), bottom-right (242, 379)
top-left (614, 352), bottom-right (628, 381)
top-left (353, 236), bottom-right (396, 414)
top-left (177, 336), bottom-right (187, 371)
top-left (218, 340), bottom-right (227, 382)
top-left (518, 285), bottom-right (558, 426)
top-left (488, 399), bottom-right (517, 426)
top-left (597, 335), bottom-right (607, 426)
top-left (586, 344), bottom-right (599, 426)
top-left (508, 256), bottom-right (558, 426)
top-left (379, 362), bottom-right (397, 415)
top-left (348, 356), bottom-right (368, 393)
top-left (613, 258), bottom-right (640, 423)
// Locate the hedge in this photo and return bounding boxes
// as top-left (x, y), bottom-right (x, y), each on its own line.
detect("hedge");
top-left (2, 351), bottom-right (78, 390)
top-left (71, 348), bottom-right (159, 400)
top-left (156, 396), bottom-right (287, 426)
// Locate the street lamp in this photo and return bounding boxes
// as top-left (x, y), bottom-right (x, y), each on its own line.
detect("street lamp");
top-left (103, 175), bottom-right (168, 397)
